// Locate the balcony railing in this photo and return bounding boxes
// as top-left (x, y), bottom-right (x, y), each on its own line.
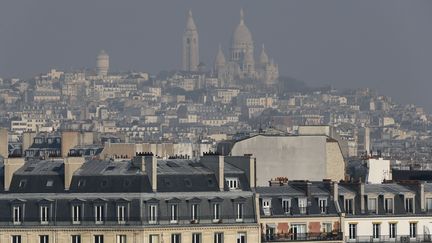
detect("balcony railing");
top-left (0, 215), bottom-right (256, 227)
top-left (345, 235), bottom-right (432, 243)
top-left (262, 232), bottom-right (343, 242)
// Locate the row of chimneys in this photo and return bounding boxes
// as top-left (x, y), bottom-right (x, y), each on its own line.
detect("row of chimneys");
top-left (3, 153), bottom-right (256, 193)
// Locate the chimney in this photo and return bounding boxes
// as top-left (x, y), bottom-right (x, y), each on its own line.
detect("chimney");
top-left (0, 128), bottom-right (8, 158)
top-left (332, 181), bottom-right (339, 201)
top-left (200, 154), bottom-right (224, 191)
top-left (64, 156), bottom-right (85, 190)
top-left (61, 131), bottom-right (79, 158)
top-left (306, 181), bottom-right (312, 198)
top-left (420, 182), bottom-right (425, 212)
top-left (359, 182), bottom-right (365, 214)
top-left (133, 153), bottom-right (158, 192)
top-left (22, 131), bottom-right (36, 152)
top-left (4, 157), bottom-right (25, 191)
top-left (224, 155), bottom-right (256, 189)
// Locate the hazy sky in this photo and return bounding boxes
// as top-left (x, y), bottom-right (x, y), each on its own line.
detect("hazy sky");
top-left (1, 1), bottom-right (432, 110)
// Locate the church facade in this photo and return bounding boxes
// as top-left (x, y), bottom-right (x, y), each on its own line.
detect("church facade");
top-left (182, 9), bottom-right (279, 87)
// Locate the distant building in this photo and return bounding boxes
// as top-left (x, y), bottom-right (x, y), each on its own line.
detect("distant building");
top-left (213, 9), bottom-right (279, 86)
top-left (96, 50), bottom-right (109, 76)
top-left (182, 10), bottom-right (199, 72)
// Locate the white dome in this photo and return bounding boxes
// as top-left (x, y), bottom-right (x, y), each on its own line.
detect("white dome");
top-left (232, 9), bottom-right (253, 45)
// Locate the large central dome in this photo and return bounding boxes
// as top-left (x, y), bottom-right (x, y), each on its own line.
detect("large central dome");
top-left (232, 9), bottom-right (253, 46)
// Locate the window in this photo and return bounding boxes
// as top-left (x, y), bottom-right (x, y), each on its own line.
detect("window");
top-left (318, 198), bottom-right (327, 214)
top-left (214, 233), bottom-right (223, 243)
top-left (149, 235), bottom-right (160, 243)
top-left (298, 198), bottom-right (307, 214)
top-left (116, 235), bottom-right (126, 243)
top-left (237, 233), bottom-right (246, 243)
top-left (372, 224), bottom-right (380, 239)
top-left (345, 199), bottom-right (354, 214)
top-left (348, 224), bottom-right (357, 240)
top-left (72, 205), bottom-right (81, 224)
top-left (171, 234), bottom-right (181, 243)
top-left (149, 204), bottom-right (158, 224)
top-left (226, 178), bottom-right (239, 190)
top-left (405, 198), bottom-right (414, 213)
top-left (389, 223), bottom-right (397, 239)
top-left (322, 223), bottom-right (332, 233)
top-left (40, 235), bottom-right (49, 243)
top-left (262, 199), bottom-right (271, 215)
top-left (367, 198), bottom-right (377, 214)
top-left (236, 203), bottom-right (244, 222)
top-left (12, 206), bottom-right (22, 224)
top-left (12, 236), bottom-right (21, 243)
top-left (170, 204), bottom-right (178, 223)
top-left (212, 203), bottom-right (221, 222)
top-left (427, 198), bottom-right (432, 212)
top-left (410, 222), bottom-right (417, 238)
top-left (282, 199), bottom-right (291, 214)
top-left (117, 205), bottom-right (126, 224)
top-left (95, 205), bottom-right (104, 224)
top-left (71, 235), bottom-right (81, 243)
top-left (40, 206), bottom-right (49, 224)
top-left (192, 233), bottom-right (201, 243)
top-left (384, 198), bottom-right (393, 214)
top-left (94, 235), bottom-right (104, 243)
top-left (191, 204), bottom-right (199, 222)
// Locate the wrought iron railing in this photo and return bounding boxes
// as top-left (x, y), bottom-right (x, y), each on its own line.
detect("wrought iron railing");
top-left (345, 235), bottom-right (432, 243)
top-left (262, 232), bottom-right (343, 242)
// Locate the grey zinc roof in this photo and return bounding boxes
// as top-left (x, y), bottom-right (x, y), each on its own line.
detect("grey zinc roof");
top-left (338, 185), bottom-right (356, 195)
top-left (15, 159), bottom-right (64, 176)
top-left (364, 184), bottom-right (414, 194)
top-left (75, 160), bottom-right (142, 176)
top-left (255, 185), bottom-right (305, 196)
top-left (157, 159), bottom-right (213, 175)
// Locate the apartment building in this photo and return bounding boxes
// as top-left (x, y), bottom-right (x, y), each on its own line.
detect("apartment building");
top-left (0, 153), bottom-right (259, 243)
top-left (257, 180), bottom-right (343, 243)
top-left (339, 182), bottom-right (432, 242)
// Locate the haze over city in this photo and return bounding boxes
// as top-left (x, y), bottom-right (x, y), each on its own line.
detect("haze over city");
top-left (3, 1), bottom-right (432, 242)
top-left (1, 0), bottom-right (432, 110)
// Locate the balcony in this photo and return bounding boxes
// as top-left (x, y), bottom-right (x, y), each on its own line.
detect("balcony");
top-left (346, 235), bottom-right (432, 243)
top-left (262, 232), bottom-right (343, 242)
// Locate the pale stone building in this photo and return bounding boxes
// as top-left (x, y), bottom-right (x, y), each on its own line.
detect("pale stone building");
top-left (213, 9), bottom-right (279, 86)
top-left (182, 10), bottom-right (199, 72)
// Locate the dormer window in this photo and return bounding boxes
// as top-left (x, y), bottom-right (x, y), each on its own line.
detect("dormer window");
top-left (236, 203), bottom-right (244, 222)
top-left (298, 198), bottom-right (307, 214)
top-left (212, 203), bottom-right (221, 222)
top-left (367, 197), bottom-right (377, 214)
top-left (72, 204), bottom-right (81, 224)
top-left (318, 198), bottom-right (327, 214)
top-left (148, 204), bottom-right (158, 224)
top-left (40, 205), bottom-right (49, 224)
top-left (282, 198), bottom-right (291, 214)
top-left (170, 204), bottom-right (178, 223)
top-left (384, 197), bottom-right (394, 214)
top-left (94, 205), bottom-right (104, 224)
top-left (12, 205), bottom-right (22, 225)
top-left (226, 177), bottom-right (240, 190)
top-left (117, 205), bottom-right (126, 224)
top-left (345, 198), bottom-right (354, 214)
top-left (18, 180), bottom-right (27, 189)
top-left (262, 199), bottom-right (271, 216)
top-left (426, 198), bottom-right (432, 212)
top-left (405, 197), bottom-right (414, 213)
